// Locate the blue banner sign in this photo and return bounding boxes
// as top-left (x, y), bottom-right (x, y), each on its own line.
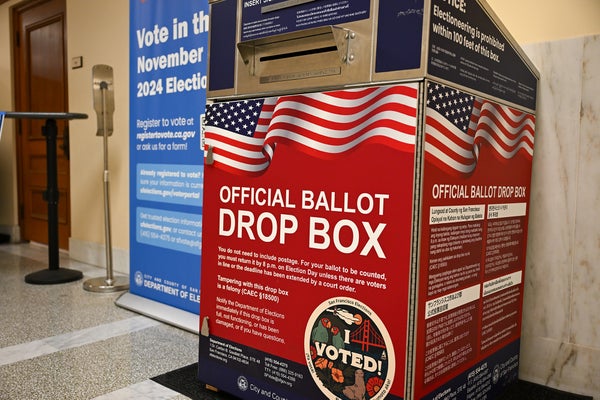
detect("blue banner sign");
top-left (129, 0), bottom-right (208, 314)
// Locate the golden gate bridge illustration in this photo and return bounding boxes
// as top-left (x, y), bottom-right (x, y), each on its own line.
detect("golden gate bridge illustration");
top-left (350, 319), bottom-right (387, 354)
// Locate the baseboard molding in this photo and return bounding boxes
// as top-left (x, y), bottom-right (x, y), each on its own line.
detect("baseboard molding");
top-left (68, 237), bottom-right (129, 275)
top-left (519, 335), bottom-right (600, 398)
top-left (0, 224), bottom-right (20, 243)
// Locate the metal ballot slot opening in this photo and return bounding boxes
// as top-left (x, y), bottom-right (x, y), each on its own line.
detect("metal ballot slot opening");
top-left (235, 25), bottom-right (369, 95)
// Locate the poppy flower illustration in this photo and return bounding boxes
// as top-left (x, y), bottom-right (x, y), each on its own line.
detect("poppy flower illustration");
top-left (366, 376), bottom-right (384, 397)
top-left (310, 345), bottom-right (317, 360)
top-left (315, 357), bottom-right (329, 370)
top-left (331, 367), bottom-right (344, 383)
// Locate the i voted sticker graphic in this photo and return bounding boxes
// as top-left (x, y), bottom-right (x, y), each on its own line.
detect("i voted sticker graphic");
top-left (305, 297), bottom-right (395, 400)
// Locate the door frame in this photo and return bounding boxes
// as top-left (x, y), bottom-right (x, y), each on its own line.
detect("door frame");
top-left (12, 0), bottom-right (71, 248)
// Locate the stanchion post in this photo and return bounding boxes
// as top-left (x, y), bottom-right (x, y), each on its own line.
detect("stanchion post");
top-left (2, 112), bottom-right (87, 284)
top-left (24, 117), bottom-right (84, 284)
top-left (44, 118), bottom-right (60, 271)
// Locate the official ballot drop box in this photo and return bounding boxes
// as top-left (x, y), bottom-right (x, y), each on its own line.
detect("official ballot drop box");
top-left (198, 1), bottom-right (538, 399)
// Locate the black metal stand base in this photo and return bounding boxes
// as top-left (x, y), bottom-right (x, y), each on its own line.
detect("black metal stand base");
top-left (24, 268), bottom-right (83, 285)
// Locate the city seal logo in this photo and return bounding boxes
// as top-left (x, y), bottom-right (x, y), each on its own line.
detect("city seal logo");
top-left (134, 271), bottom-right (144, 287)
top-left (305, 297), bottom-right (395, 400)
top-left (237, 375), bottom-right (249, 392)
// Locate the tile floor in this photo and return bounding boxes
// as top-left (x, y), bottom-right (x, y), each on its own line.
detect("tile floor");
top-left (0, 243), bottom-right (197, 400)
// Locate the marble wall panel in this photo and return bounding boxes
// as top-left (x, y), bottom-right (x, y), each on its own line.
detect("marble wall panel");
top-left (519, 35), bottom-right (600, 398)
top-left (571, 34), bottom-right (600, 350)
top-left (521, 36), bottom-right (584, 342)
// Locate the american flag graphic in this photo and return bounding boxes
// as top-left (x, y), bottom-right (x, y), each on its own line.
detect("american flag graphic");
top-left (424, 82), bottom-right (535, 175)
top-left (203, 84), bottom-right (419, 175)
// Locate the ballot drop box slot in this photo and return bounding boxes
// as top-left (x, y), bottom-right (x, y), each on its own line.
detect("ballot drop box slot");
top-left (199, 1), bottom-right (539, 399)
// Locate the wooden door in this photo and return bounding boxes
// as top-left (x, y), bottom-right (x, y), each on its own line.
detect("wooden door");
top-left (13, 0), bottom-right (71, 249)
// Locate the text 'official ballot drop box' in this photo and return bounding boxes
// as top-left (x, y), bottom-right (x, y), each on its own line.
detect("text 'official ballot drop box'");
top-left (198, 1), bottom-right (538, 399)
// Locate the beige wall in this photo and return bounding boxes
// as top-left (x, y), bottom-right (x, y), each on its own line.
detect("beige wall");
top-left (1, 0), bottom-right (599, 256)
top-left (0, 3), bottom-right (18, 239)
top-left (66, 0), bottom-right (129, 252)
top-left (487, 0), bottom-right (600, 44)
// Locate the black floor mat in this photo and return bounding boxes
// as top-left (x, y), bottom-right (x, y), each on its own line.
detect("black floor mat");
top-left (152, 363), bottom-right (592, 400)
top-left (499, 380), bottom-right (592, 400)
top-left (152, 363), bottom-right (237, 400)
